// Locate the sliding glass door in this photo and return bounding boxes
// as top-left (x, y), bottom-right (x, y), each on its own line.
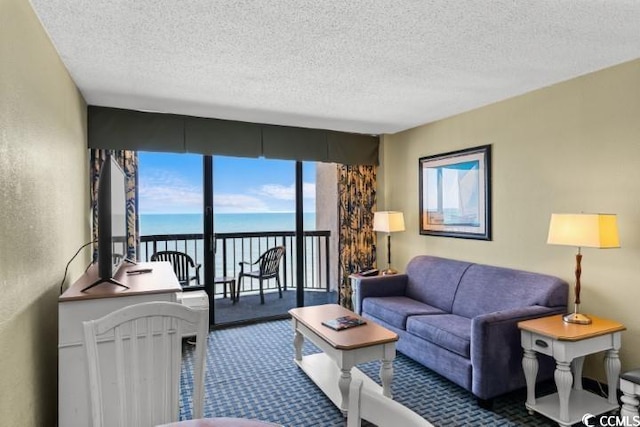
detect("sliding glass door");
top-left (208, 157), bottom-right (336, 325)
top-left (137, 152), bottom-right (338, 327)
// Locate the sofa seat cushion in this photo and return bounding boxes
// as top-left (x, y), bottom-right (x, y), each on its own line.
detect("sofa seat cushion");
top-left (362, 296), bottom-right (445, 330)
top-left (406, 314), bottom-right (471, 358)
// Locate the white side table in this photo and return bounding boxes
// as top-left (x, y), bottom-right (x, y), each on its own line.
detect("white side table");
top-left (518, 314), bottom-right (625, 427)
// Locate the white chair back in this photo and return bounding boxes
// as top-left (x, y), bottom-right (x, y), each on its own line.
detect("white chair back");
top-left (83, 301), bottom-right (208, 427)
top-left (347, 379), bottom-right (433, 427)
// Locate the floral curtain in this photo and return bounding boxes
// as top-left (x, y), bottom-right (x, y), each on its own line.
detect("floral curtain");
top-left (337, 164), bottom-right (377, 309)
top-left (90, 149), bottom-right (139, 261)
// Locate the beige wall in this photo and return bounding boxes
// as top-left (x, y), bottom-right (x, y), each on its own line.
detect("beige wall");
top-left (379, 59), bottom-right (640, 380)
top-left (0, 0), bottom-right (89, 424)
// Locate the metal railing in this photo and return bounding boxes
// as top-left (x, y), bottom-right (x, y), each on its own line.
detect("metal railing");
top-left (139, 231), bottom-right (331, 297)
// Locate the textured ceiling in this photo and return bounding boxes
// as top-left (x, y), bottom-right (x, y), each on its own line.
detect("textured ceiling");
top-left (29, 1), bottom-right (640, 135)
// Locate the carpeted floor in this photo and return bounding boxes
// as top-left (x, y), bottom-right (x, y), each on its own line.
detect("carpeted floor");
top-left (180, 319), bottom-right (588, 427)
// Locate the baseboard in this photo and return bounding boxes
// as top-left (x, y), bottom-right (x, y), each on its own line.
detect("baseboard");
top-left (582, 376), bottom-right (622, 402)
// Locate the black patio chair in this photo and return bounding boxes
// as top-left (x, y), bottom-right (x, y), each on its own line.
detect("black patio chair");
top-left (237, 246), bottom-right (285, 304)
top-left (151, 250), bottom-right (201, 288)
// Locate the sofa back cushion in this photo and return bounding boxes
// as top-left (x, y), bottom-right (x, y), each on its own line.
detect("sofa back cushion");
top-left (405, 256), bottom-right (472, 312)
top-left (451, 264), bottom-right (568, 318)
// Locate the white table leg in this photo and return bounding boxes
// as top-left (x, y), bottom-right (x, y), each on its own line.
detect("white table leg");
top-left (572, 356), bottom-right (584, 390)
top-left (380, 359), bottom-right (394, 398)
top-left (605, 349), bottom-right (621, 405)
top-left (522, 348), bottom-right (538, 411)
top-left (555, 361), bottom-right (573, 423)
top-left (293, 329), bottom-right (303, 362)
top-left (338, 368), bottom-right (352, 414)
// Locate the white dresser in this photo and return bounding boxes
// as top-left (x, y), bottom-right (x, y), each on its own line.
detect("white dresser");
top-left (58, 261), bottom-right (206, 427)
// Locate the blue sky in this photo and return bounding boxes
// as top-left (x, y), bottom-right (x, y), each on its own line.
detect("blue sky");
top-left (138, 152), bottom-right (316, 214)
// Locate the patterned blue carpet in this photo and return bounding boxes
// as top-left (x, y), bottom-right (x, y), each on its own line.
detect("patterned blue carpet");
top-left (180, 319), bottom-right (564, 426)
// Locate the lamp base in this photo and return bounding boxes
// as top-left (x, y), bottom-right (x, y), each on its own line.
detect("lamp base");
top-left (382, 268), bottom-right (398, 275)
top-left (563, 312), bottom-right (592, 325)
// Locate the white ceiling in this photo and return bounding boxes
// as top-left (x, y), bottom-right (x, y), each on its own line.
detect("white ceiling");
top-left (29, 1), bottom-right (640, 135)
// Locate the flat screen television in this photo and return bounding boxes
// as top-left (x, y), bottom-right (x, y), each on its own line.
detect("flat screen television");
top-left (82, 154), bottom-right (130, 292)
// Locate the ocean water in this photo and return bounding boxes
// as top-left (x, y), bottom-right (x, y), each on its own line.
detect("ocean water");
top-left (140, 212), bottom-right (317, 235)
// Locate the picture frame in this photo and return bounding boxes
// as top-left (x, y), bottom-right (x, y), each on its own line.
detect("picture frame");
top-left (419, 145), bottom-right (492, 240)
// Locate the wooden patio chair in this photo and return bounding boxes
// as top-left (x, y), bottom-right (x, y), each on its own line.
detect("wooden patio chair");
top-left (82, 301), bottom-right (208, 427)
top-left (237, 246), bottom-right (285, 304)
top-left (151, 250), bottom-right (201, 287)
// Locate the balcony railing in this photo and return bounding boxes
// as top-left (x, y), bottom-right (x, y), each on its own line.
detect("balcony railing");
top-left (139, 231), bottom-right (331, 297)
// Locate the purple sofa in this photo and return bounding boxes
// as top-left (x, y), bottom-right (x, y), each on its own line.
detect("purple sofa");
top-left (355, 255), bottom-right (568, 403)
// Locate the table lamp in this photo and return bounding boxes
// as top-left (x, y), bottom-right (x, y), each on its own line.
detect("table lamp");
top-left (373, 211), bottom-right (405, 275)
top-left (547, 213), bottom-right (620, 324)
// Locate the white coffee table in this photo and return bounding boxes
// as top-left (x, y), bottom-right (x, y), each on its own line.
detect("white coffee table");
top-left (289, 304), bottom-right (398, 413)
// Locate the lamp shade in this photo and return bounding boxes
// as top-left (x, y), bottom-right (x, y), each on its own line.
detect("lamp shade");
top-left (547, 213), bottom-right (620, 248)
top-left (373, 211), bottom-right (405, 233)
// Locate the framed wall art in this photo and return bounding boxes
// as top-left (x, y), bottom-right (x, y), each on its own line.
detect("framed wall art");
top-left (419, 145), bottom-right (491, 240)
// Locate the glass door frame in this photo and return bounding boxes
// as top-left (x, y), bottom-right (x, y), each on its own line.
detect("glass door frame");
top-left (203, 156), bottom-right (215, 325)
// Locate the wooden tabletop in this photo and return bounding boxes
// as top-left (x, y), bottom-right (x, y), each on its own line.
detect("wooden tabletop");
top-left (518, 314), bottom-right (626, 341)
top-left (289, 304), bottom-right (398, 350)
top-left (59, 261), bottom-right (181, 301)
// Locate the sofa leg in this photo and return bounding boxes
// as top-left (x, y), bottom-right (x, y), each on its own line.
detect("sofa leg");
top-left (477, 398), bottom-right (494, 410)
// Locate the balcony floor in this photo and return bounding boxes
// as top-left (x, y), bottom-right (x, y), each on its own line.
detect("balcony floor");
top-left (212, 289), bottom-right (339, 326)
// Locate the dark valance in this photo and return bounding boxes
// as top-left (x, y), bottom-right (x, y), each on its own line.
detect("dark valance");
top-left (88, 106), bottom-right (379, 165)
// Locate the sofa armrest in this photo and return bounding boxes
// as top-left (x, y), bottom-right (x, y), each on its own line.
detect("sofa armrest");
top-left (470, 305), bottom-right (566, 399)
top-left (354, 274), bottom-right (408, 315)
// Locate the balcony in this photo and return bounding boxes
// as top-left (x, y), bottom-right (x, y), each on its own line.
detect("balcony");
top-left (139, 230), bottom-right (336, 324)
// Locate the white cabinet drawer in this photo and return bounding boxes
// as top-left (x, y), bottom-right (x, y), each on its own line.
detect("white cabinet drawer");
top-left (531, 333), bottom-right (553, 356)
